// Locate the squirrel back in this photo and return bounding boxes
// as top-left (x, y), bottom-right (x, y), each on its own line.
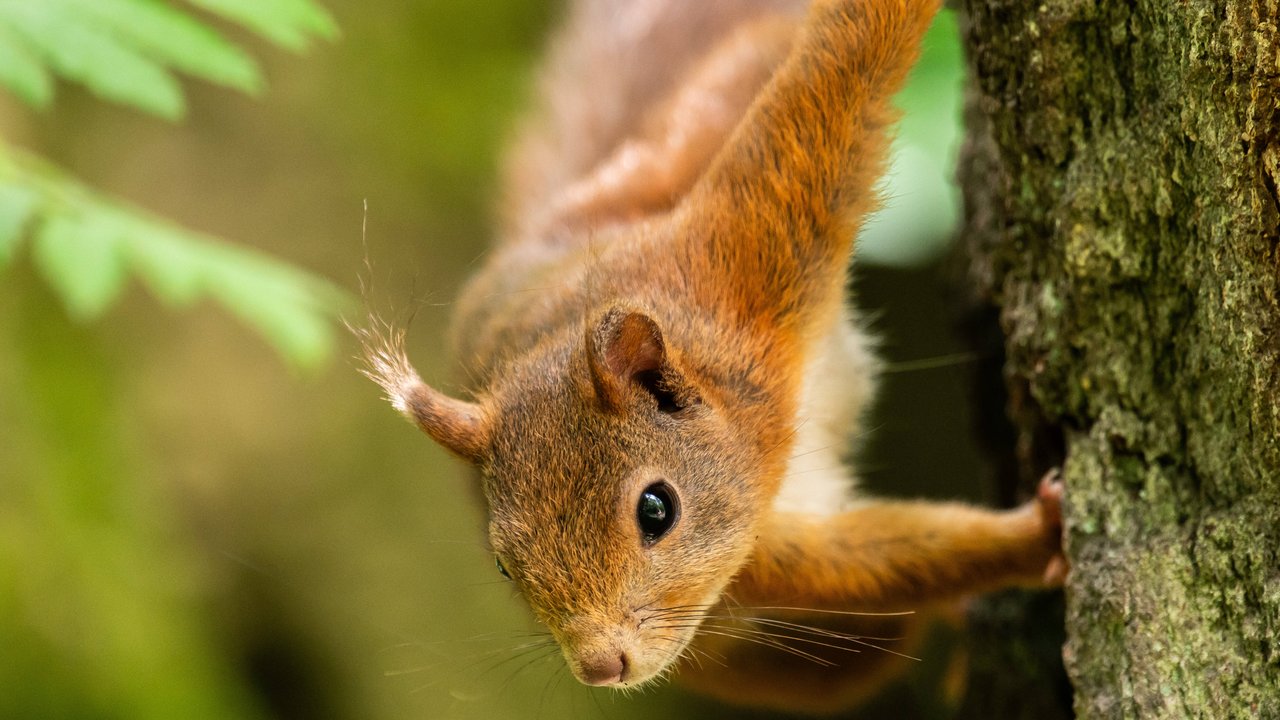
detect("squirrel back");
top-left (500, 0), bottom-right (808, 238)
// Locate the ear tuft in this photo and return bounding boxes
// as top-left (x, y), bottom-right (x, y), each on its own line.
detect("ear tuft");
top-left (350, 315), bottom-right (423, 412)
top-left (352, 315), bottom-right (493, 462)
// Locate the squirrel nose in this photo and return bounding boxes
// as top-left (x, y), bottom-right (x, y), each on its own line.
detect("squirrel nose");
top-left (578, 652), bottom-right (628, 686)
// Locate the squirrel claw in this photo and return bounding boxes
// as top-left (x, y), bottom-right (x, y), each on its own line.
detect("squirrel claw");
top-left (1036, 469), bottom-right (1064, 531)
top-left (1035, 469), bottom-right (1068, 586)
top-left (1042, 555), bottom-right (1069, 586)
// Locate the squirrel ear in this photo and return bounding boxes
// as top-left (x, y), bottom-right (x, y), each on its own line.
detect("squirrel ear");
top-left (588, 307), bottom-right (694, 413)
top-left (394, 383), bottom-right (492, 461)
top-left (357, 321), bottom-right (493, 462)
top-left (593, 308), bottom-right (666, 378)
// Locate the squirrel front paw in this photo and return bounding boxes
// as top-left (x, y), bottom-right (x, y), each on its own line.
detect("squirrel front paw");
top-left (1035, 469), bottom-right (1068, 587)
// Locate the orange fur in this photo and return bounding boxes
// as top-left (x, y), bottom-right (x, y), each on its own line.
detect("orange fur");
top-left (360, 0), bottom-right (1064, 712)
top-left (740, 493), bottom-right (1063, 609)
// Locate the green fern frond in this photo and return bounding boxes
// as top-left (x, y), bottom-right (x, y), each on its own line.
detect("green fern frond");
top-left (0, 0), bottom-right (336, 117)
top-left (0, 0), bottom-right (348, 370)
top-left (188, 0), bottom-right (339, 51)
top-left (0, 22), bottom-right (53, 107)
top-left (0, 182), bottom-right (38, 263)
top-left (0, 143), bottom-right (351, 371)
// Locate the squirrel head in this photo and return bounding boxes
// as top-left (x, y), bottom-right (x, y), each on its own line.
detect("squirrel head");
top-left (361, 304), bottom-right (770, 686)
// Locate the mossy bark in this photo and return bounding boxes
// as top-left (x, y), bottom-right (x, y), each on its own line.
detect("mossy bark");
top-left (957, 0), bottom-right (1280, 717)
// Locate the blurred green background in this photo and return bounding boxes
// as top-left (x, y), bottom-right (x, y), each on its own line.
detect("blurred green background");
top-left (0, 2), bottom-right (981, 719)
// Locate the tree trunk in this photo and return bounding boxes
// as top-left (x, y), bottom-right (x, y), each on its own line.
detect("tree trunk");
top-left (957, 0), bottom-right (1280, 717)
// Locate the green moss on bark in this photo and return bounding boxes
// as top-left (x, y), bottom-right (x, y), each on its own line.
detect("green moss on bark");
top-left (958, 0), bottom-right (1280, 716)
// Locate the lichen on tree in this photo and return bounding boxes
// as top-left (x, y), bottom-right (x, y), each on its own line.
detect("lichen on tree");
top-left (958, 0), bottom-right (1280, 716)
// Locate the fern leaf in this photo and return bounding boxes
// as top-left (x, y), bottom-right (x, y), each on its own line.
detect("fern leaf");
top-left (204, 253), bottom-right (338, 371)
top-left (2, 2), bottom-right (185, 118)
top-left (125, 214), bottom-right (345, 369)
top-left (32, 213), bottom-right (130, 321)
top-left (2, 143), bottom-right (351, 370)
top-left (0, 0), bottom-right (333, 116)
top-left (123, 216), bottom-right (209, 306)
top-left (0, 182), bottom-right (39, 266)
top-left (0, 24), bottom-right (53, 108)
top-left (183, 0), bottom-right (338, 51)
top-left (61, 0), bottom-right (262, 95)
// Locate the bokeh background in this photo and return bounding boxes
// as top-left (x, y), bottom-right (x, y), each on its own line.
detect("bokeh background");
top-left (0, 2), bottom-right (988, 718)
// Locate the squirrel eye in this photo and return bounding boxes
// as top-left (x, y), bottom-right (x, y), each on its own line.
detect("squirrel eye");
top-left (495, 556), bottom-right (511, 579)
top-left (637, 482), bottom-right (679, 545)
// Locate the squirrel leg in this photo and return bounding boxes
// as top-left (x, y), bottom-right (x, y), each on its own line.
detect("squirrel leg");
top-left (672, 477), bottom-right (1064, 712)
top-left (732, 474), bottom-right (1066, 610)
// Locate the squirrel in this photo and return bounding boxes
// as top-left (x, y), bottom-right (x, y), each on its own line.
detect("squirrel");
top-left (359, 0), bottom-right (1066, 713)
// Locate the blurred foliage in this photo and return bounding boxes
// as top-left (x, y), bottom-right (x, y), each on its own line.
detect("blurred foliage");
top-left (0, 1), bottom-right (342, 719)
top-left (0, 2), bottom-right (971, 720)
top-left (1, 280), bottom-right (266, 720)
top-left (0, 0), bottom-right (347, 370)
top-left (0, 145), bottom-right (347, 368)
top-left (0, 0), bottom-right (336, 115)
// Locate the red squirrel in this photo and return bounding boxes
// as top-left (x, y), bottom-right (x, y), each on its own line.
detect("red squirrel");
top-left (360, 0), bottom-right (1065, 712)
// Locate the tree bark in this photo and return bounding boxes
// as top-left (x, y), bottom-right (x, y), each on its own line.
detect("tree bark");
top-left (957, 0), bottom-right (1280, 717)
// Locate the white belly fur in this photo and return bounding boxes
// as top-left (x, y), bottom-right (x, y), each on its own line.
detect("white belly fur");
top-left (772, 307), bottom-right (878, 515)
